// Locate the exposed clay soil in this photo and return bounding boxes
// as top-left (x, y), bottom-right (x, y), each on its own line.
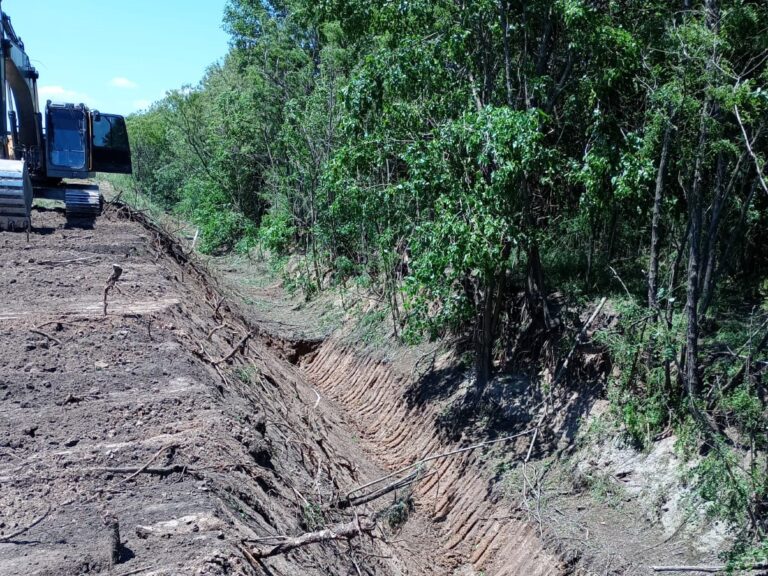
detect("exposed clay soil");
top-left (0, 206), bottom-right (453, 576)
top-left (207, 250), bottom-right (732, 576)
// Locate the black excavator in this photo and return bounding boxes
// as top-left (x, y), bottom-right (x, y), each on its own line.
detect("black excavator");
top-left (0, 0), bottom-right (132, 231)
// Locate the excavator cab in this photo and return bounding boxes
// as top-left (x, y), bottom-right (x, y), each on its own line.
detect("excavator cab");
top-left (45, 102), bottom-right (133, 178)
top-left (46, 103), bottom-right (88, 177)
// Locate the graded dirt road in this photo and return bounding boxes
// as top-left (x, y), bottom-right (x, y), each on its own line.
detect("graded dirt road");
top-left (0, 206), bottom-right (449, 576)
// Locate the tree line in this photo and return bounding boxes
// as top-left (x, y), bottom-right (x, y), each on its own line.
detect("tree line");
top-left (119, 0), bottom-right (767, 556)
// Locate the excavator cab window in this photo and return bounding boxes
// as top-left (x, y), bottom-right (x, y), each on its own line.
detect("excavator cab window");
top-left (47, 106), bottom-right (87, 171)
top-left (91, 113), bottom-right (132, 174)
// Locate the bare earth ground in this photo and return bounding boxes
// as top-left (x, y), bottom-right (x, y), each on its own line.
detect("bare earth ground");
top-left (0, 204), bottom-right (728, 576)
top-left (0, 207), bottom-right (441, 576)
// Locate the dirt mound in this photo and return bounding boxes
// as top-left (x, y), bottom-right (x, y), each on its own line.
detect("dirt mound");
top-left (0, 207), bottom-right (443, 575)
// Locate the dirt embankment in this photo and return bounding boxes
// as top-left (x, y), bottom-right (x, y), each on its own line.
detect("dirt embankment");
top-left (0, 207), bottom-right (452, 575)
top-left (300, 341), bottom-right (563, 576)
top-left (2, 204), bottom-right (717, 576)
top-left (212, 247), bottom-right (727, 576)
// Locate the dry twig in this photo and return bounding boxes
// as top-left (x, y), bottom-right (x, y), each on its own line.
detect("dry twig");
top-left (103, 264), bottom-right (124, 316)
top-left (117, 444), bottom-right (176, 485)
top-left (345, 428), bottom-right (537, 500)
top-left (29, 329), bottom-right (62, 346)
top-left (213, 332), bottom-right (252, 365)
top-left (0, 505), bottom-right (51, 543)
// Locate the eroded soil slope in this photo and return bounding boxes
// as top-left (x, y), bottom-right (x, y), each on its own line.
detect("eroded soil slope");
top-left (0, 207), bottom-right (439, 576)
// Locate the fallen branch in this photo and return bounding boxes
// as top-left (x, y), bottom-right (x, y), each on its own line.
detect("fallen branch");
top-left (213, 332), bottom-right (252, 365)
top-left (89, 465), bottom-right (189, 477)
top-left (114, 567), bottom-right (152, 576)
top-left (337, 469), bottom-right (423, 510)
top-left (608, 266), bottom-right (631, 298)
top-left (0, 505), bottom-right (51, 543)
top-left (117, 444), bottom-right (176, 485)
top-left (553, 296), bottom-right (607, 385)
top-left (36, 256), bottom-right (100, 267)
top-left (346, 428), bottom-right (537, 500)
top-left (29, 329), bottom-right (62, 346)
top-left (246, 518), bottom-right (375, 558)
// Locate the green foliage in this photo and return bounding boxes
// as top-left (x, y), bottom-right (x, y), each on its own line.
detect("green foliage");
top-left (258, 208), bottom-right (296, 254)
top-left (595, 298), bottom-right (683, 446)
top-left (176, 179), bottom-right (258, 254)
top-left (300, 501), bottom-right (325, 531)
top-left (386, 496), bottom-right (414, 530)
top-left (116, 0), bottom-right (768, 551)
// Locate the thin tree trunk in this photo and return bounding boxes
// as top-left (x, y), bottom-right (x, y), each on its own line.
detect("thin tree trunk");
top-left (527, 242), bottom-right (554, 329)
top-left (649, 120), bottom-right (674, 314)
top-left (685, 104), bottom-right (710, 397)
top-left (684, 0), bottom-right (719, 398)
top-left (500, 0), bottom-right (513, 106)
top-left (716, 178), bottom-right (758, 280)
top-left (699, 153), bottom-right (746, 318)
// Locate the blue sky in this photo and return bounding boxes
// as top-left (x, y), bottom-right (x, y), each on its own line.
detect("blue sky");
top-left (3, 0), bottom-right (230, 116)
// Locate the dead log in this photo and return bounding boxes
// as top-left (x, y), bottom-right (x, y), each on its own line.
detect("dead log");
top-left (247, 518), bottom-right (375, 558)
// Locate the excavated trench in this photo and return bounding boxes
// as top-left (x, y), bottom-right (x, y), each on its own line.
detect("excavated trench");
top-left (299, 342), bottom-right (563, 576)
top-left (0, 204), bottom-right (563, 575)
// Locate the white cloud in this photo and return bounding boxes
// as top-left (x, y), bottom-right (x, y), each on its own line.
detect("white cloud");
top-left (111, 77), bottom-right (138, 89)
top-left (38, 85), bottom-right (96, 106)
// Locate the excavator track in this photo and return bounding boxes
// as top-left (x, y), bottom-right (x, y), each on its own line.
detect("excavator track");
top-left (0, 159), bottom-right (32, 232)
top-left (65, 185), bottom-right (102, 219)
